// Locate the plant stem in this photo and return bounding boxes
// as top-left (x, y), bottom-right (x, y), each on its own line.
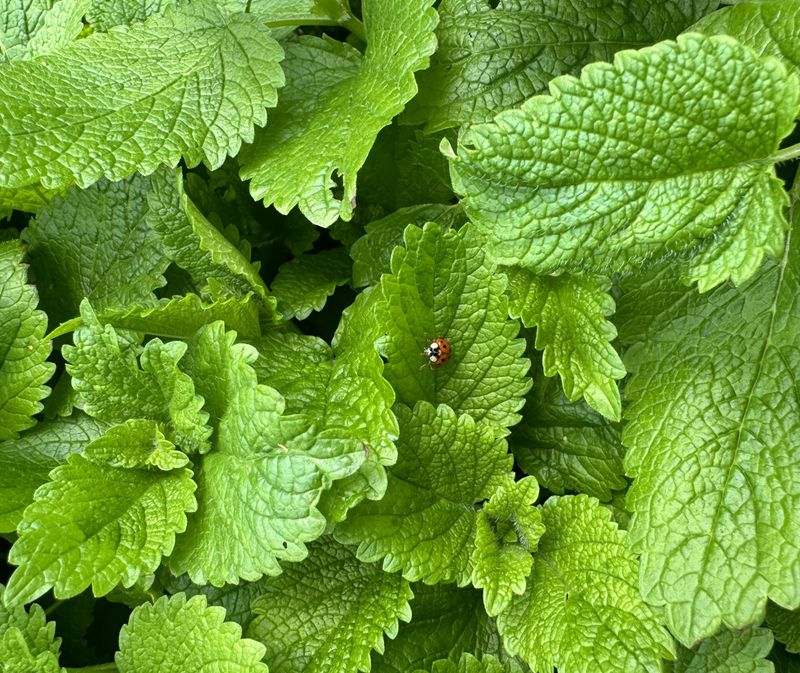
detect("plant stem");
top-left (44, 599), bottom-right (64, 616)
top-left (770, 142), bottom-right (800, 164)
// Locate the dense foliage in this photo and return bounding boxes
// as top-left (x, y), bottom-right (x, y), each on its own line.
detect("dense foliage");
top-left (1, 1), bottom-right (799, 671)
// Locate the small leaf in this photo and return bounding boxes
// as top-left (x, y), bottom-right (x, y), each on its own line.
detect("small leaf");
top-left (336, 402), bottom-right (512, 585)
top-left (0, 584), bottom-right (61, 663)
top-left (5, 448), bottom-right (196, 605)
top-left (239, 0), bottom-right (438, 226)
top-left (116, 593), bottom-right (268, 673)
top-left (504, 268), bottom-right (624, 420)
top-left (449, 34), bottom-right (799, 290)
top-left (671, 627), bottom-right (773, 673)
top-left (472, 476), bottom-right (544, 617)
top-left (85, 419), bottom-right (189, 470)
top-left (0, 1), bottom-right (285, 190)
top-left (272, 247), bottom-right (352, 320)
top-left (381, 223), bottom-right (530, 431)
top-left (420, 653), bottom-right (522, 673)
top-left (769, 604), bottom-right (800, 654)
top-left (0, 240), bottom-right (55, 440)
top-left (497, 495), bottom-right (675, 673)
top-left (247, 536), bottom-right (412, 673)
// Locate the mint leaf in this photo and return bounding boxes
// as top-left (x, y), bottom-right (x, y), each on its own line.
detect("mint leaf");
top-left (64, 302), bottom-right (211, 454)
top-left (0, 583), bottom-right (60, 661)
top-left (5, 437), bottom-right (196, 605)
top-left (769, 604), bottom-right (800, 654)
top-left (670, 627), bottom-right (773, 673)
top-left (86, 419), bottom-right (189, 470)
top-left (472, 476), bottom-right (544, 617)
top-left (117, 593), bottom-right (268, 673)
top-left (336, 402), bottom-right (513, 585)
top-left (496, 495), bottom-right (674, 673)
top-left (169, 322), bottom-right (365, 584)
top-left (0, 413), bottom-right (107, 532)
top-left (419, 653), bottom-right (522, 673)
top-left (0, 240), bottom-right (54, 440)
top-left (510, 360), bottom-right (625, 500)
top-left (381, 223), bottom-right (530, 431)
top-left (504, 269), bottom-right (624, 420)
top-left (0, 184), bottom-right (62, 215)
top-left (620, 225), bottom-right (800, 644)
top-left (85, 0), bottom-right (182, 30)
top-left (239, 0), bottom-right (438, 226)
top-left (692, 0), bottom-right (800, 77)
top-left (272, 247), bottom-right (351, 320)
top-left (1, 0), bottom-right (88, 60)
top-left (404, 0), bottom-right (715, 132)
top-left (372, 583), bottom-right (507, 673)
top-left (24, 175), bottom-right (170, 326)
top-left (247, 536), bottom-right (412, 673)
top-left (448, 34), bottom-right (800, 290)
top-left (0, 1), bottom-right (284, 190)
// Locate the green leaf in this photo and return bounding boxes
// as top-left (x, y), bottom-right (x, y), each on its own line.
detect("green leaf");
top-left (0, 584), bottom-right (61, 665)
top-left (381, 223), bottom-right (530, 431)
top-left (691, 0), bottom-right (800, 78)
top-left (419, 653), bottom-right (522, 673)
top-left (0, 184), bottom-right (62, 215)
top-left (1, 0), bottom-right (88, 60)
top-left (771, 643), bottom-right (800, 673)
top-left (0, 240), bottom-right (54, 440)
top-left (336, 402), bottom-right (514, 585)
top-left (510, 358), bottom-right (626, 500)
top-left (496, 495), bottom-right (675, 673)
top-left (5, 440), bottom-right (196, 604)
top-left (769, 604), bottom-right (800, 654)
top-left (0, 1), bottom-right (284, 190)
top-left (670, 627), bottom-right (773, 673)
top-left (239, 0), bottom-right (438, 226)
top-left (448, 34), bottom-right (800, 290)
top-left (0, 412), bottom-right (107, 533)
top-left (85, 0), bottom-right (182, 30)
top-left (619, 224), bottom-right (800, 644)
top-left (351, 204), bottom-right (466, 288)
top-left (371, 583), bottom-right (507, 673)
top-left (403, 0), bottom-right (715, 132)
top-left (272, 247), bottom-right (352, 320)
top-left (85, 419), bottom-right (190, 470)
top-left (64, 303), bottom-right (211, 454)
top-left (504, 268), bottom-right (624, 420)
top-left (247, 536), bottom-right (412, 673)
top-left (117, 593), bottom-right (268, 673)
top-left (169, 322), bottom-right (365, 585)
top-left (472, 476), bottom-right (544, 617)
top-left (24, 174), bottom-right (170, 326)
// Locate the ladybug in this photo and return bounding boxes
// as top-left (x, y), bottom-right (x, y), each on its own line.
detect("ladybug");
top-left (423, 337), bottom-right (452, 367)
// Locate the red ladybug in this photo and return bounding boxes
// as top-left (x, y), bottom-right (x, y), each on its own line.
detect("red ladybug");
top-left (423, 337), bottom-right (452, 367)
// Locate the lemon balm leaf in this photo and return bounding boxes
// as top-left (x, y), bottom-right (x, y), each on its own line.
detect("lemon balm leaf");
top-left (239, 0), bottom-right (438, 226)
top-left (448, 34), bottom-right (800, 291)
top-left (0, 1), bottom-right (285, 190)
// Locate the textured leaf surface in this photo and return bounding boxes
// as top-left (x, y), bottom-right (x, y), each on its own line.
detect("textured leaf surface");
top-left (381, 223), bottom-right (530, 430)
top-left (169, 323), bottom-right (365, 585)
top-left (0, 184), bottom-right (62, 215)
top-left (86, 419), bottom-right (189, 470)
top-left (419, 653), bottom-right (521, 673)
top-left (497, 495), bottom-right (674, 673)
top-left (1, 0), bottom-right (88, 60)
top-left (471, 477), bottom-right (544, 617)
top-left (619, 218), bottom-right (800, 644)
top-left (24, 175), bottom-right (169, 326)
top-left (64, 303), bottom-right (211, 454)
top-left (670, 627), bottom-right (773, 673)
top-left (511, 361), bottom-right (625, 500)
top-left (0, 1), bottom-right (284, 190)
top-left (505, 268), bottom-right (624, 420)
top-left (272, 247), bottom-right (351, 320)
top-left (692, 0), bottom-right (800, 77)
top-left (371, 583), bottom-right (506, 673)
top-left (239, 0), bottom-right (438, 226)
top-left (117, 593), bottom-right (268, 673)
top-left (247, 536), bottom-right (412, 673)
top-left (0, 240), bottom-right (54, 440)
top-left (448, 34), bottom-right (799, 290)
top-left (5, 444), bottom-right (196, 604)
top-left (0, 413), bottom-right (107, 532)
top-left (769, 604), bottom-right (800, 654)
top-left (0, 583), bottom-right (61, 673)
top-left (85, 0), bottom-right (182, 30)
top-left (404, 0), bottom-right (715, 131)
top-left (336, 402), bottom-right (513, 585)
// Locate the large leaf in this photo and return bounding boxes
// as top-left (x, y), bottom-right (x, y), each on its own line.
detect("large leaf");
top-left (239, 0), bottom-right (438, 226)
top-left (448, 34), bottom-right (799, 291)
top-left (404, 0), bottom-right (715, 131)
top-left (496, 495), bottom-right (675, 673)
top-left (0, 1), bottom-right (284, 190)
top-left (0, 240), bottom-right (54, 440)
top-left (619, 217), bottom-right (800, 643)
top-left (247, 537), bottom-right (412, 673)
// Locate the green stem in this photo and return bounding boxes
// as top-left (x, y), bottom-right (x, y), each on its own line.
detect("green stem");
top-left (262, 0), bottom-right (367, 41)
top-left (769, 142), bottom-right (800, 164)
top-left (44, 599), bottom-right (64, 617)
top-left (65, 664), bottom-right (118, 673)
